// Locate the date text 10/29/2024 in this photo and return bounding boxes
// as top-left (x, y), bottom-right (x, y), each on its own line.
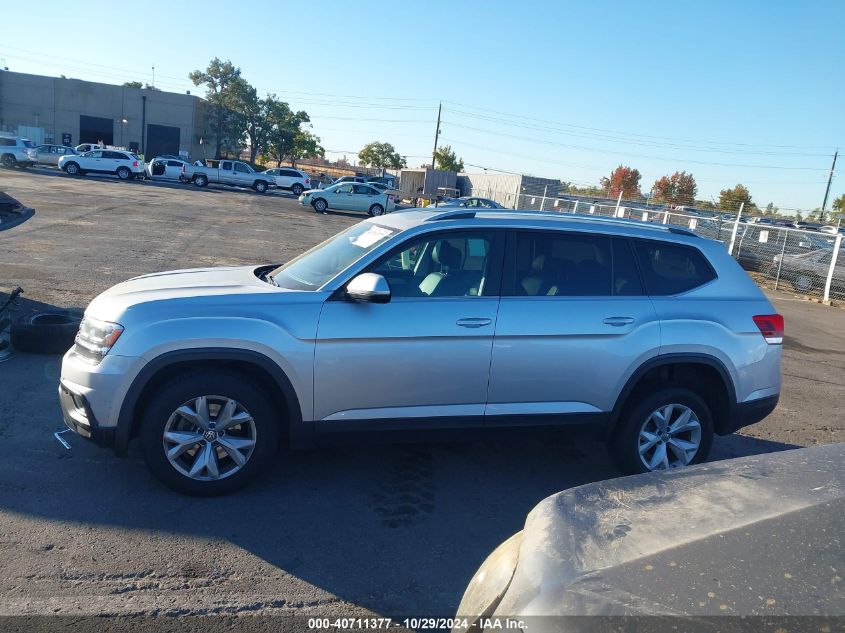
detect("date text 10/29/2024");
top-left (308, 617), bottom-right (527, 630)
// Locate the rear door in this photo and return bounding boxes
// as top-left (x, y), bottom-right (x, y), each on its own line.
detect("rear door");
top-left (486, 230), bottom-right (661, 421)
top-left (219, 160), bottom-right (235, 184)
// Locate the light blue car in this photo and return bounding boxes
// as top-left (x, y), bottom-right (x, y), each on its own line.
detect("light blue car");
top-left (299, 182), bottom-right (396, 216)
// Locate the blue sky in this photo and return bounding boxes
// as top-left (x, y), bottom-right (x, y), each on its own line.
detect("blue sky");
top-left (2, 0), bottom-right (843, 211)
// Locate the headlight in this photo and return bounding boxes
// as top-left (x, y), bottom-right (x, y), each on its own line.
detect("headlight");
top-left (74, 316), bottom-right (124, 364)
top-left (455, 531), bottom-right (522, 629)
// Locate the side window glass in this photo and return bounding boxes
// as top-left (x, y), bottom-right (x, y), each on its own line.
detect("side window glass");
top-left (632, 240), bottom-right (716, 295)
top-left (221, 161), bottom-right (232, 170)
top-left (612, 239), bottom-right (644, 296)
top-left (370, 232), bottom-right (496, 298)
top-left (510, 232), bottom-right (612, 296)
top-left (335, 185), bottom-right (353, 194)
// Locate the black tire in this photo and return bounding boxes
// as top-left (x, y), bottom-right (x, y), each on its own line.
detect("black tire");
top-left (610, 387), bottom-right (714, 475)
top-left (291, 183), bottom-right (304, 196)
top-left (116, 166), bottom-right (131, 180)
top-left (254, 180), bottom-right (268, 193)
top-left (10, 311), bottom-right (82, 355)
top-left (63, 161), bottom-right (81, 176)
top-left (193, 174), bottom-right (209, 187)
top-left (312, 198), bottom-right (328, 213)
top-left (1, 154), bottom-right (15, 169)
top-left (140, 369), bottom-right (280, 496)
top-left (791, 273), bottom-right (820, 294)
top-left (368, 203), bottom-right (385, 217)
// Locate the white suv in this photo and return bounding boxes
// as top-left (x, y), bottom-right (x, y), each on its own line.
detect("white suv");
top-left (0, 136), bottom-right (38, 169)
top-left (261, 167), bottom-right (311, 195)
top-left (59, 149), bottom-right (146, 180)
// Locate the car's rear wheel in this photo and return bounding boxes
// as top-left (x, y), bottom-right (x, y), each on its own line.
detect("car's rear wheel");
top-left (140, 369), bottom-right (280, 496)
top-left (610, 387), bottom-right (713, 475)
top-left (291, 183), bottom-right (304, 196)
top-left (64, 161), bottom-right (80, 175)
top-left (254, 180), bottom-right (268, 193)
top-left (193, 174), bottom-right (209, 187)
top-left (1, 154), bottom-right (15, 169)
top-left (368, 203), bottom-right (385, 217)
top-left (116, 166), bottom-right (131, 180)
top-left (792, 273), bottom-right (820, 294)
top-left (312, 198), bottom-right (328, 213)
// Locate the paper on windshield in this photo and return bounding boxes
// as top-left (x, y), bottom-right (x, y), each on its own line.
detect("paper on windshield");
top-left (351, 225), bottom-right (394, 248)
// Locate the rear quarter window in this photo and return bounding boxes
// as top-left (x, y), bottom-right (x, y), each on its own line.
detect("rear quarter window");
top-left (632, 240), bottom-right (716, 295)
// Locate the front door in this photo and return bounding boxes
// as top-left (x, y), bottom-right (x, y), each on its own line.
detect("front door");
top-left (314, 229), bottom-right (505, 426)
top-left (486, 231), bottom-right (660, 420)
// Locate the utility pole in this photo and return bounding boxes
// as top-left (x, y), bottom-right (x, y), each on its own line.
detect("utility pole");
top-left (820, 150), bottom-right (838, 224)
top-left (431, 102), bottom-right (441, 170)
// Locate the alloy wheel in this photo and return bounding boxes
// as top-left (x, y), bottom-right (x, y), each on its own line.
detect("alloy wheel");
top-left (637, 403), bottom-right (702, 471)
top-left (162, 395), bottom-right (257, 481)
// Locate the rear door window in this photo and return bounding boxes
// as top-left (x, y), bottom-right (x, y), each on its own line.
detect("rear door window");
top-left (632, 240), bottom-right (716, 295)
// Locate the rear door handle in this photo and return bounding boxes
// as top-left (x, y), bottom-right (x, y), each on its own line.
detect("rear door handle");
top-left (456, 317), bottom-right (492, 328)
top-left (603, 316), bottom-right (635, 326)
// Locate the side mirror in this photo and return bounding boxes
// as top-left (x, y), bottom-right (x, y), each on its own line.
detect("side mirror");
top-left (346, 273), bottom-right (391, 304)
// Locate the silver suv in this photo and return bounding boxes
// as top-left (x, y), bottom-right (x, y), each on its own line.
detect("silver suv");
top-left (0, 135), bottom-right (37, 168)
top-left (59, 209), bottom-right (783, 495)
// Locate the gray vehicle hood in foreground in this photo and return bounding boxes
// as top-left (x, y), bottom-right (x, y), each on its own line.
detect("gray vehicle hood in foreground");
top-left (459, 444), bottom-right (844, 625)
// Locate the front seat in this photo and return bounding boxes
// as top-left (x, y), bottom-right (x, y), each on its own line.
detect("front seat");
top-left (419, 240), bottom-right (463, 296)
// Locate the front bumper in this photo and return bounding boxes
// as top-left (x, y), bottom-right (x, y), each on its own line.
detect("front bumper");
top-left (59, 379), bottom-right (115, 447)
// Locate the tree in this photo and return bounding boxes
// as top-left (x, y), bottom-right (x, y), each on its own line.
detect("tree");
top-left (652, 171), bottom-right (697, 207)
top-left (433, 145), bottom-right (463, 172)
top-left (264, 100), bottom-right (311, 167)
top-left (601, 165), bottom-right (642, 199)
top-left (833, 194), bottom-right (845, 214)
top-left (718, 184), bottom-right (755, 212)
top-left (123, 81), bottom-right (143, 88)
top-left (189, 58), bottom-right (245, 158)
top-left (288, 131), bottom-right (324, 167)
top-left (358, 142), bottom-right (406, 171)
top-left (230, 79), bottom-right (277, 165)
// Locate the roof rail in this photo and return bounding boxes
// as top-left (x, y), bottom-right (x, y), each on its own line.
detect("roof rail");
top-left (423, 208), bottom-right (700, 238)
top-left (424, 209), bottom-right (476, 221)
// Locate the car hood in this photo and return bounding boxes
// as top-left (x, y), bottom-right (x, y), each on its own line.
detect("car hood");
top-left (481, 444), bottom-right (845, 620)
top-left (86, 265), bottom-right (289, 319)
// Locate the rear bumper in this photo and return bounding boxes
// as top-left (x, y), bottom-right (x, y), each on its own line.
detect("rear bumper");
top-left (723, 394), bottom-right (780, 434)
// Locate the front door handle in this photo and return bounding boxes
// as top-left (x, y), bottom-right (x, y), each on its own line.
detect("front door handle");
top-left (603, 316), bottom-right (635, 326)
top-left (456, 317), bottom-right (492, 328)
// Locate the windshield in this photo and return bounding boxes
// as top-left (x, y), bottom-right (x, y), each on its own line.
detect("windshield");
top-left (270, 222), bottom-right (397, 291)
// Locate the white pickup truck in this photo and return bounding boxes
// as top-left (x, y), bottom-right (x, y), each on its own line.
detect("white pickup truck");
top-left (190, 159), bottom-right (275, 193)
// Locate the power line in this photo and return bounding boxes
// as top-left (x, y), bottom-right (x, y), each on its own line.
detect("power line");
top-left (443, 100), bottom-right (839, 151)
top-left (440, 121), bottom-right (834, 171)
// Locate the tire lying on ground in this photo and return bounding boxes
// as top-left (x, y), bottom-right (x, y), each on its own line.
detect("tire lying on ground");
top-left (10, 311), bottom-right (82, 354)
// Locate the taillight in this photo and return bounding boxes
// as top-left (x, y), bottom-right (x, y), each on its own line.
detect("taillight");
top-left (753, 314), bottom-right (784, 345)
top-left (305, 178), bottom-right (310, 184)
top-left (132, 160), bottom-right (139, 167)
top-left (181, 164), bottom-right (186, 172)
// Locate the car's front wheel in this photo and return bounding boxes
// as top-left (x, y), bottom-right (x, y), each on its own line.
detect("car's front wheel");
top-left (140, 369), bottom-right (280, 495)
top-left (63, 161), bottom-right (80, 175)
top-left (792, 273), bottom-right (820, 294)
top-left (254, 180), bottom-right (268, 193)
top-left (610, 387), bottom-right (713, 475)
top-left (312, 198), bottom-right (328, 213)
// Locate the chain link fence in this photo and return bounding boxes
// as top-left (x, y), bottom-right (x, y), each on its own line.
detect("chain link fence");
top-left (476, 190), bottom-right (845, 303)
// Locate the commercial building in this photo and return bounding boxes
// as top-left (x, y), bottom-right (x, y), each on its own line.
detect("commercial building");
top-left (457, 173), bottom-right (562, 210)
top-left (0, 70), bottom-right (211, 159)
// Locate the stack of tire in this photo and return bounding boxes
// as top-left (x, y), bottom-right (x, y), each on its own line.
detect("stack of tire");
top-left (10, 311), bottom-right (82, 354)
